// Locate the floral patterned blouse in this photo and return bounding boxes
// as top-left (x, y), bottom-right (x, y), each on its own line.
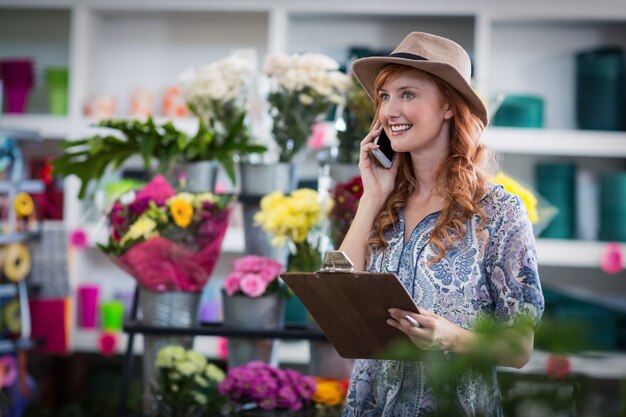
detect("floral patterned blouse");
top-left (343, 185), bottom-right (545, 417)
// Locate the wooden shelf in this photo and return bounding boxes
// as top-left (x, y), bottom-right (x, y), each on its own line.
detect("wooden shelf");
top-left (536, 239), bottom-right (626, 268)
top-left (483, 128), bottom-right (626, 158)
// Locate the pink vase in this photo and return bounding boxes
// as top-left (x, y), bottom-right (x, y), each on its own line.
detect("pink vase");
top-left (0, 59), bottom-right (34, 113)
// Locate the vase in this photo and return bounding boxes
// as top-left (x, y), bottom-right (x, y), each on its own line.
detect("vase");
top-left (285, 242), bottom-right (322, 326)
top-left (308, 322), bottom-right (354, 380)
top-left (222, 290), bottom-right (285, 368)
top-left (139, 287), bottom-right (202, 416)
top-left (328, 162), bottom-right (360, 184)
top-left (239, 162), bottom-right (298, 264)
top-left (169, 160), bottom-right (219, 192)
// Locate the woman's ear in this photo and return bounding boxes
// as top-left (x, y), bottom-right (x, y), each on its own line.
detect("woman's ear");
top-left (444, 103), bottom-right (454, 120)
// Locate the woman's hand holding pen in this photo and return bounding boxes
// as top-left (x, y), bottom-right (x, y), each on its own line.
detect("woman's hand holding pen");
top-left (358, 122), bottom-right (399, 200)
top-left (387, 308), bottom-right (475, 353)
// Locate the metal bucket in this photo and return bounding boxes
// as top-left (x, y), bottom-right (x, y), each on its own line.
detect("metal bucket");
top-left (139, 288), bottom-right (202, 415)
top-left (222, 291), bottom-right (285, 368)
top-left (239, 162), bottom-right (297, 263)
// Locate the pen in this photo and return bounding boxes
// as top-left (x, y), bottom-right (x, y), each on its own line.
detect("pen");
top-left (405, 315), bottom-right (421, 328)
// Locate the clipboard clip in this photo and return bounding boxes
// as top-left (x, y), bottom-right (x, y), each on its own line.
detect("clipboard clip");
top-left (319, 250), bottom-right (356, 273)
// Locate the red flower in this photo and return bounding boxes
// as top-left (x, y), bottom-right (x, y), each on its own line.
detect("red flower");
top-left (545, 354), bottom-right (571, 380)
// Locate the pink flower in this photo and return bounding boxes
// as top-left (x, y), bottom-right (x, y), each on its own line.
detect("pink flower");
top-left (601, 242), bottom-right (623, 275)
top-left (240, 273), bottom-right (268, 297)
top-left (134, 174), bottom-right (176, 206)
top-left (98, 332), bottom-right (118, 357)
top-left (224, 272), bottom-right (242, 296)
top-left (217, 337), bottom-right (228, 361)
top-left (545, 354), bottom-right (571, 380)
top-left (69, 228), bottom-right (89, 249)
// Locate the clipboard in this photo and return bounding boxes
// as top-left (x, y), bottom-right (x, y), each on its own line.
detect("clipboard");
top-left (280, 251), bottom-right (423, 360)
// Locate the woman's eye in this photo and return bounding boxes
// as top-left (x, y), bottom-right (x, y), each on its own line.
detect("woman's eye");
top-left (379, 93), bottom-right (389, 101)
top-left (401, 91), bottom-right (415, 99)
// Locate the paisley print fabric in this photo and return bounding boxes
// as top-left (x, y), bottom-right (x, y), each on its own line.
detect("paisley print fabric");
top-left (343, 185), bottom-right (545, 417)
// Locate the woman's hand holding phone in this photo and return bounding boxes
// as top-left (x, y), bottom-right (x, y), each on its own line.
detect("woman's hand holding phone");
top-left (358, 122), bottom-right (399, 200)
top-left (371, 129), bottom-right (395, 169)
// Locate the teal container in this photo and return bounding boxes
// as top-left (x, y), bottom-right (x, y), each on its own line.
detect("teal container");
top-left (493, 95), bottom-right (544, 128)
top-left (284, 296), bottom-right (308, 327)
top-left (599, 172), bottom-right (626, 242)
top-left (576, 47), bottom-right (625, 131)
top-left (556, 303), bottom-right (618, 350)
top-left (536, 163), bottom-right (576, 239)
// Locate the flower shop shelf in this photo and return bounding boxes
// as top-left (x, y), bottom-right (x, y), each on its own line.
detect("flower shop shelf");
top-left (535, 239), bottom-right (626, 268)
top-left (483, 128), bottom-right (626, 158)
top-left (122, 321), bottom-right (328, 341)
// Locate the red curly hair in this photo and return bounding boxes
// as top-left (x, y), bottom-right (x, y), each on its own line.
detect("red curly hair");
top-left (367, 64), bottom-right (493, 263)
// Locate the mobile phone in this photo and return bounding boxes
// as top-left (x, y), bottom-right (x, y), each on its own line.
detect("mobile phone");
top-left (371, 129), bottom-right (395, 169)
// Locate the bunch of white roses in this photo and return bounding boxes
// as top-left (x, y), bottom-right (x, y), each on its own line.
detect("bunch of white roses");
top-left (264, 53), bottom-right (350, 162)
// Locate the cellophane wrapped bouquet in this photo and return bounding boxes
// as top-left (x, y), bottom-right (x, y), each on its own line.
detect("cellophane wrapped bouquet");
top-left (98, 174), bottom-right (233, 291)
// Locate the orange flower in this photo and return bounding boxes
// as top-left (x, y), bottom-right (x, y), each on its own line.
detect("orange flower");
top-left (312, 378), bottom-right (345, 406)
top-left (170, 198), bottom-right (194, 228)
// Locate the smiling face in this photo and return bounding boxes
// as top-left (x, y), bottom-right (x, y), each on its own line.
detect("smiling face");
top-left (376, 68), bottom-right (453, 157)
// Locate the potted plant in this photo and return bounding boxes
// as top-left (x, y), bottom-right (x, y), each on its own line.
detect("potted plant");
top-left (52, 53), bottom-right (266, 199)
top-left (221, 255), bottom-right (287, 368)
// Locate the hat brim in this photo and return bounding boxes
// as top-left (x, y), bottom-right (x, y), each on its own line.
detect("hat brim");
top-left (351, 56), bottom-right (488, 126)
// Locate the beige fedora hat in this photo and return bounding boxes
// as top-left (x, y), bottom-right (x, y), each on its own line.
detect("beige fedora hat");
top-left (351, 31), bottom-right (488, 126)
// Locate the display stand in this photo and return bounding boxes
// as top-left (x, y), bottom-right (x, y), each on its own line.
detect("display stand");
top-left (116, 285), bottom-right (327, 417)
top-left (0, 128), bottom-right (43, 355)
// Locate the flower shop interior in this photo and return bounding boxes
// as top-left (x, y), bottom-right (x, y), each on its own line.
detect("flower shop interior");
top-left (1, 0), bottom-right (626, 415)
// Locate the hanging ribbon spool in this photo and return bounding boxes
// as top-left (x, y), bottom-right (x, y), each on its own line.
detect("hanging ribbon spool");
top-left (14, 192), bottom-right (34, 217)
top-left (2, 299), bottom-right (21, 335)
top-left (2, 243), bottom-right (31, 282)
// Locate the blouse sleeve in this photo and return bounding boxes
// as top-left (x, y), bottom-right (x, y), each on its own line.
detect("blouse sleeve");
top-left (484, 192), bottom-right (545, 328)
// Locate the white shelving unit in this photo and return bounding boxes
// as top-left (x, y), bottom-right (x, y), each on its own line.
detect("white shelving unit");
top-left (1, 0), bottom-right (626, 376)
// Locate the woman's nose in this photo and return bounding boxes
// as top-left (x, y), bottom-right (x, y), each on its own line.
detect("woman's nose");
top-left (380, 102), bottom-right (401, 120)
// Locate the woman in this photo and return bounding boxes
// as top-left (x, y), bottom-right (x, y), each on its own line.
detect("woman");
top-left (340, 32), bottom-right (544, 416)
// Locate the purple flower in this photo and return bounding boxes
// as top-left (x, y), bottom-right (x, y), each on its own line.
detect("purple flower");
top-left (128, 196), bottom-right (152, 215)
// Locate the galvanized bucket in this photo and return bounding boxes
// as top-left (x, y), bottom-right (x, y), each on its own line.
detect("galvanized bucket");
top-left (222, 290), bottom-right (285, 368)
top-left (139, 288), bottom-right (202, 415)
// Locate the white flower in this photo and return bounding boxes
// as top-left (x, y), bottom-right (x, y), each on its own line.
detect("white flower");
top-left (181, 53), bottom-right (253, 104)
top-left (176, 360), bottom-right (197, 376)
top-left (205, 363), bottom-right (225, 382)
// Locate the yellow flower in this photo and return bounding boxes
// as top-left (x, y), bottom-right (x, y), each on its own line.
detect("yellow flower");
top-left (492, 173), bottom-right (539, 223)
top-left (121, 215), bottom-right (157, 245)
top-left (255, 188), bottom-right (332, 247)
top-left (312, 380), bottom-right (343, 406)
top-left (170, 197), bottom-right (194, 227)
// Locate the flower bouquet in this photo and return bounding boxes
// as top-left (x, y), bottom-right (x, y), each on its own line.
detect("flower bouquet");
top-left (329, 175), bottom-right (363, 248)
top-left (264, 53), bottom-right (350, 163)
top-left (218, 361), bottom-right (317, 413)
top-left (153, 345), bottom-right (226, 417)
top-left (98, 174), bottom-right (233, 291)
top-left (491, 172), bottom-right (557, 237)
top-left (253, 189), bottom-right (332, 273)
top-left (180, 52), bottom-right (267, 183)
